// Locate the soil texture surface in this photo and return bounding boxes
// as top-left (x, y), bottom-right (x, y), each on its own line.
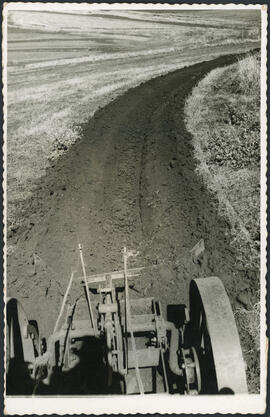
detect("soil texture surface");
top-left (7, 53), bottom-right (254, 343)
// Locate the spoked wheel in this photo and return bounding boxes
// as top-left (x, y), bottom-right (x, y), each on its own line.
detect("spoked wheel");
top-left (6, 298), bottom-right (38, 394)
top-left (189, 277), bottom-right (248, 394)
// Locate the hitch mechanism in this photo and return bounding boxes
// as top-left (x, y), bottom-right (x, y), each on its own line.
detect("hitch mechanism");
top-left (6, 245), bottom-right (248, 395)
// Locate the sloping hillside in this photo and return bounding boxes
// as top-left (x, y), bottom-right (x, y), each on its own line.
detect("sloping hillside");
top-left (6, 10), bottom-right (260, 233)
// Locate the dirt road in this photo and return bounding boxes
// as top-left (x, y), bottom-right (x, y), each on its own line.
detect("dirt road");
top-left (7, 53), bottom-right (251, 338)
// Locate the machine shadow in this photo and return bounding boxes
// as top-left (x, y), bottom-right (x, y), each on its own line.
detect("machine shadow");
top-left (7, 337), bottom-right (124, 396)
top-left (37, 336), bottom-right (124, 395)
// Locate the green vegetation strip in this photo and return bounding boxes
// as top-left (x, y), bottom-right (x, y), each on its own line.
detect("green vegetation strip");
top-left (185, 53), bottom-right (260, 271)
top-left (185, 52), bottom-right (260, 393)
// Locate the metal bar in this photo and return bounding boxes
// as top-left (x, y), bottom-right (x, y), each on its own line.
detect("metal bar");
top-left (130, 332), bottom-right (144, 394)
top-left (153, 301), bottom-right (169, 393)
top-left (60, 303), bottom-right (76, 368)
top-left (128, 348), bottom-right (160, 368)
top-left (127, 322), bottom-right (156, 333)
top-left (123, 248), bottom-right (129, 374)
top-left (124, 248), bottom-right (131, 318)
top-left (74, 268), bottom-right (144, 284)
top-left (123, 247), bottom-right (144, 395)
top-left (67, 328), bottom-right (96, 339)
top-left (130, 314), bottom-right (155, 322)
top-left (78, 244), bottom-right (97, 335)
top-left (53, 271), bottom-right (74, 335)
top-left (160, 347), bottom-right (169, 393)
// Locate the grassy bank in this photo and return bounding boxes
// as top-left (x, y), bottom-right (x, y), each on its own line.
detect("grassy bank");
top-left (185, 52), bottom-right (260, 392)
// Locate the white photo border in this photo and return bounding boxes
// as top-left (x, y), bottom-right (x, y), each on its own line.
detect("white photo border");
top-left (2, 2), bottom-right (267, 414)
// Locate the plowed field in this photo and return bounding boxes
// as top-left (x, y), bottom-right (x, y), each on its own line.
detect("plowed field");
top-left (7, 53), bottom-right (252, 343)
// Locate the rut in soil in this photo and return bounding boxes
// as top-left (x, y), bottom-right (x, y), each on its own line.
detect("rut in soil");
top-left (7, 53), bottom-right (249, 338)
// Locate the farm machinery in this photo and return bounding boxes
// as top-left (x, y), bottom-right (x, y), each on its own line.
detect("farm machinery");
top-left (6, 245), bottom-right (248, 395)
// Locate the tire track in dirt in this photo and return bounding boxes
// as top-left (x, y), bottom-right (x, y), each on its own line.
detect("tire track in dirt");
top-left (7, 52), bottom-right (251, 339)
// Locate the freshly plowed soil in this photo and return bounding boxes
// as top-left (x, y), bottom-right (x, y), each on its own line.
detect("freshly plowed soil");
top-left (8, 53), bottom-right (252, 344)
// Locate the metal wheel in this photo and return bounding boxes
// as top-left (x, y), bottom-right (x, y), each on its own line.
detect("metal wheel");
top-left (189, 277), bottom-right (248, 394)
top-left (6, 298), bottom-right (37, 394)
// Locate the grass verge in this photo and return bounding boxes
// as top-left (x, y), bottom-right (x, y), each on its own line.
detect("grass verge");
top-left (185, 52), bottom-right (261, 392)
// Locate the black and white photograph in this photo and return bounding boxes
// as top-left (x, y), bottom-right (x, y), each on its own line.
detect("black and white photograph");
top-left (3, 3), bottom-right (267, 414)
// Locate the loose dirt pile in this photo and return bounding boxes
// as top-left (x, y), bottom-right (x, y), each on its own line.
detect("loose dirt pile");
top-left (7, 53), bottom-right (256, 390)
